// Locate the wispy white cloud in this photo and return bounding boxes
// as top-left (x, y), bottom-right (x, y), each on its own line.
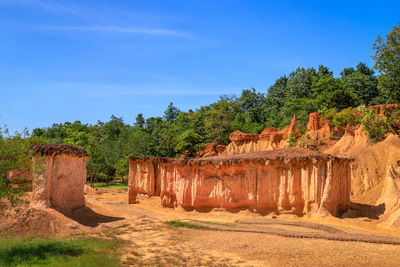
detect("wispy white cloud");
top-left (0, 1), bottom-right (201, 40)
top-left (32, 25), bottom-right (193, 38)
top-left (46, 82), bottom-right (232, 97)
top-left (0, 0), bottom-right (80, 15)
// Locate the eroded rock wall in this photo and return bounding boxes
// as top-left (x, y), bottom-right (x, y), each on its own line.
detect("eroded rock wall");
top-left (222, 114), bottom-right (299, 156)
top-left (306, 112), bottom-right (331, 144)
top-left (159, 159), bottom-right (350, 216)
top-left (128, 158), bottom-right (160, 203)
top-left (129, 151), bottom-right (351, 216)
top-left (221, 112), bottom-right (335, 156)
top-left (197, 142), bottom-right (226, 157)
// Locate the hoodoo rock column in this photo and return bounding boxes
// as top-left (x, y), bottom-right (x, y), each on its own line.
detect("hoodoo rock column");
top-left (128, 148), bottom-right (352, 217)
top-left (32, 144), bottom-right (89, 212)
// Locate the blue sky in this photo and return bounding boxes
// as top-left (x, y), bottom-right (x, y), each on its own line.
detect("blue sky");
top-left (1, 0), bottom-right (399, 133)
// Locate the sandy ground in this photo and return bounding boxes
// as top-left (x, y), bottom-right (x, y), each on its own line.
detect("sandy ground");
top-left (3, 187), bottom-right (400, 266)
top-left (78, 188), bottom-right (400, 266)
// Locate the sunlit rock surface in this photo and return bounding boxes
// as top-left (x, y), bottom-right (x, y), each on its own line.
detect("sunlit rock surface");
top-left (128, 148), bottom-right (352, 216)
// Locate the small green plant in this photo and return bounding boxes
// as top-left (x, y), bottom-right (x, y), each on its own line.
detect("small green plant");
top-left (287, 133), bottom-right (298, 147)
top-left (297, 134), bottom-right (321, 150)
top-left (287, 128), bottom-right (305, 148)
top-left (298, 134), bottom-right (312, 148)
top-left (167, 220), bottom-right (208, 230)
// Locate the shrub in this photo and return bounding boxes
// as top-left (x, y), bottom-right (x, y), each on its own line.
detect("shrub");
top-left (324, 107), bottom-right (361, 128)
top-left (287, 133), bottom-right (299, 147)
top-left (362, 109), bottom-right (388, 143)
top-left (384, 106), bottom-right (400, 136)
top-left (0, 128), bottom-right (41, 212)
top-left (298, 134), bottom-right (313, 149)
top-left (287, 128), bottom-right (305, 147)
top-left (322, 108), bottom-right (338, 122)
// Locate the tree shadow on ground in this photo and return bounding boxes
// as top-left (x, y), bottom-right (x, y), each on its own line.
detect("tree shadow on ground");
top-left (60, 206), bottom-right (125, 227)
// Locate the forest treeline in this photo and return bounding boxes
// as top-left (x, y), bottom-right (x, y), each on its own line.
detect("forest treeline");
top-left (30, 62), bottom-right (389, 181)
top-left (3, 23), bottom-right (400, 182)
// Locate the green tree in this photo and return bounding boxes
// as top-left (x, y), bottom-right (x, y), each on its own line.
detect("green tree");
top-left (164, 102), bottom-right (181, 121)
top-left (238, 88), bottom-right (266, 124)
top-left (372, 23), bottom-right (400, 102)
top-left (312, 72), bottom-right (359, 111)
top-left (340, 67), bottom-right (355, 77)
top-left (156, 121), bottom-right (178, 157)
top-left (265, 76), bottom-right (288, 128)
top-left (63, 121), bottom-right (89, 147)
top-left (175, 129), bottom-right (202, 156)
top-left (134, 113), bottom-right (145, 129)
top-left (342, 71), bottom-right (378, 106)
top-left (0, 127), bottom-right (41, 211)
top-left (356, 62), bottom-right (375, 77)
top-left (203, 96), bottom-right (238, 144)
top-left (286, 67), bottom-right (317, 99)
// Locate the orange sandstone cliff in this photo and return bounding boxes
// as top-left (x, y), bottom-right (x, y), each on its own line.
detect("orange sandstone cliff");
top-left (128, 148), bottom-right (352, 217)
top-left (197, 142), bottom-right (226, 157)
top-left (305, 112), bottom-right (331, 146)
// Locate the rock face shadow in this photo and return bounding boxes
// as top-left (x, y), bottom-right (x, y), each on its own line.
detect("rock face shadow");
top-left (341, 202), bottom-right (385, 220)
top-left (59, 206), bottom-right (125, 227)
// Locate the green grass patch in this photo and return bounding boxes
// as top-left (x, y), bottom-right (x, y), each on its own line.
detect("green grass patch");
top-left (0, 237), bottom-right (121, 267)
top-left (91, 181), bottom-right (128, 190)
top-left (190, 220), bottom-right (233, 227)
top-left (166, 220), bottom-right (208, 230)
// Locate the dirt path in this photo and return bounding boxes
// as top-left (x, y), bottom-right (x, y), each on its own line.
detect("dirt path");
top-left (86, 189), bottom-right (400, 266)
top-left (184, 219), bottom-right (400, 245)
top-left (91, 192), bottom-right (400, 246)
top-left (87, 195), bottom-right (249, 266)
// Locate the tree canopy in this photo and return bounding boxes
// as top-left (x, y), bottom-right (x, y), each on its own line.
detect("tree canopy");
top-left (373, 22), bottom-right (400, 103)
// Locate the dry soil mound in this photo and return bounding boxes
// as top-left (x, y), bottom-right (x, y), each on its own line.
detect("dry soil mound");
top-left (327, 133), bottom-right (400, 228)
top-left (0, 207), bottom-right (85, 237)
top-left (377, 164), bottom-right (400, 228)
top-left (324, 126), bottom-right (369, 157)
